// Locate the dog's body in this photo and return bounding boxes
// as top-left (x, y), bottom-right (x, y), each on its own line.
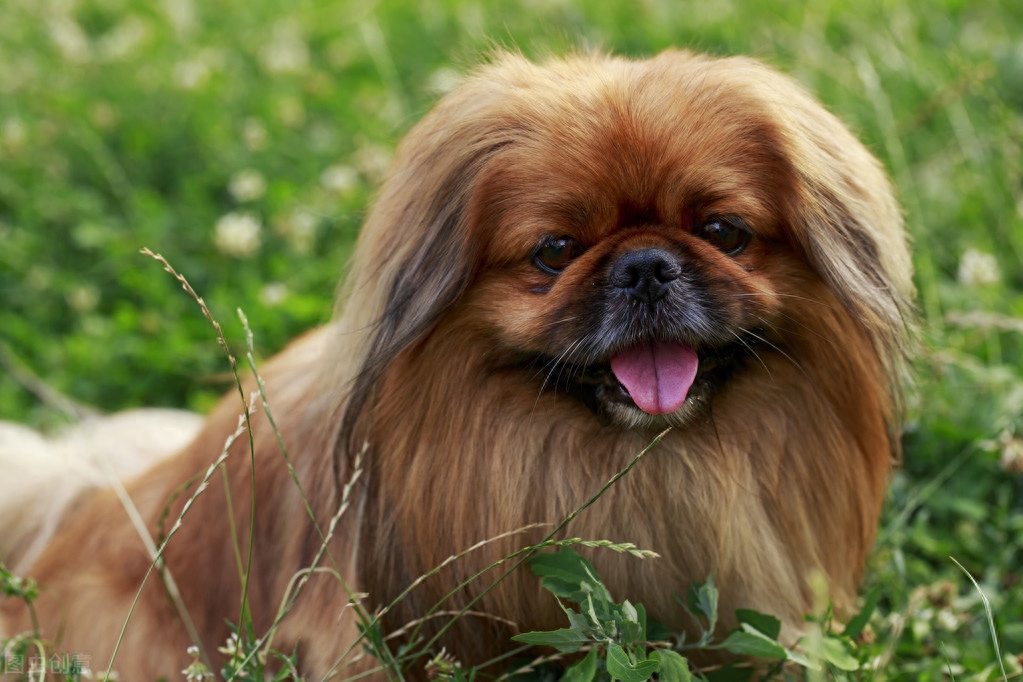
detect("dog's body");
top-left (1, 50), bottom-right (912, 679)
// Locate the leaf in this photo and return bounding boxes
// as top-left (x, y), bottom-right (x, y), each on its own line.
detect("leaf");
top-left (686, 576), bottom-right (719, 633)
top-left (842, 588), bottom-right (878, 640)
top-left (651, 650), bottom-right (692, 682)
top-left (734, 609), bottom-right (781, 641)
top-left (584, 594), bottom-right (604, 631)
top-left (567, 610), bottom-right (592, 632)
top-left (622, 599), bottom-right (639, 624)
top-left (561, 647), bottom-right (599, 682)
top-left (606, 643), bottom-right (659, 682)
top-left (782, 647), bottom-right (820, 671)
top-left (634, 601), bottom-right (648, 637)
top-left (529, 548), bottom-right (611, 605)
top-left (717, 625), bottom-right (787, 658)
top-left (818, 636), bottom-right (859, 671)
top-left (511, 628), bottom-right (591, 654)
top-left (620, 600), bottom-right (647, 643)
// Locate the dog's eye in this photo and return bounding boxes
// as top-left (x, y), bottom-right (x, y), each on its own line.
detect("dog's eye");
top-left (697, 217), bottom-right (752, 256)
top-left (533, 236), bottom-right (581, 274)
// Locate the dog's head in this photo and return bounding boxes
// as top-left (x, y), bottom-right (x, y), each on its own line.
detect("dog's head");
top-left (336, 49), bottom-right (913, 442)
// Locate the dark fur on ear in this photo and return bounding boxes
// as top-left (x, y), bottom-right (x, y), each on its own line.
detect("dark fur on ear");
top-left (784, 113), bottom-right (912, 356)
top-left (781, 97), bottom-right (915, 447)
top-left (794, 173), bottom-right (914, 380)
top-left (334, 73), bottom-right (516, 468)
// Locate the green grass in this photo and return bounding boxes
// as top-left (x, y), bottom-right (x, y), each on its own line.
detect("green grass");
top-left (1, 0), bottom-right (1022, 678)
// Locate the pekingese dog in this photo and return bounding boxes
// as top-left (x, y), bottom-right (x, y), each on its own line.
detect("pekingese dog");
top-left (0, 49), bottom-right (913, 679)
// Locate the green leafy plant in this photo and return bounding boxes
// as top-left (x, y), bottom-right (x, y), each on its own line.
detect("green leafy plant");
top-left (509, 548), bottom-right (879, 682)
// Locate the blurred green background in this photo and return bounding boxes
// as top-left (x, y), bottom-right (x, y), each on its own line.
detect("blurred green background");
top-left (1, 0), bottom-right (1022, 677)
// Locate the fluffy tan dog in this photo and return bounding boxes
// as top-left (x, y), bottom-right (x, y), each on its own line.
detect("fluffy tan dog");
top-left (0, 49), bottom-right (912, 679)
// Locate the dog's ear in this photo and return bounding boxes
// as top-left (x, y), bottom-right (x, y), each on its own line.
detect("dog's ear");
top-left (790, 161), bottom-right (913, 360)
top-left (334, 71), bottom-right (514, 460)
top-left (788, 121), bottom-right (913, 364)
top-left (730, 57), bottom-right (916, 449)
top-left (738, 58), bottom-right (915, 361)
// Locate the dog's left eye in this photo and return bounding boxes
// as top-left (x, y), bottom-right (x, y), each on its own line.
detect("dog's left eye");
top-left (533, 236), bottom-right (581, 274)
top-left (697, 217), bottom-right (752, 256)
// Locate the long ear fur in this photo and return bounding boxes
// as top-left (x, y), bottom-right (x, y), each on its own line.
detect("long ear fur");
top-left (781, 90), bottom-right (916, 444)
top-left (333, 70), bottom-right (517, 464)
top-left (781, 88), bottom-right (914, 359)
top-left (701, 55), bottom-right (915, 427)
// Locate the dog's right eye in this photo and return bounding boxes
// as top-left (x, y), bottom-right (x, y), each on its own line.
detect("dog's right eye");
top-left (533, 236), bottom-right (581, 274)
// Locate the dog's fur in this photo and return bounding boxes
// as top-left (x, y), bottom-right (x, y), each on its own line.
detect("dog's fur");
top-left (0, 50), bottom-right (912, 679)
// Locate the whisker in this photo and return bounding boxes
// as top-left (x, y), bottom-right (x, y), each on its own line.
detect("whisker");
top-left (545, 339), bottom-right (586, 392)
top-left (527, 338), bottom-right (582, 386)
top-left (531, 338), bottom-right (586, 415)
top-left (542, 314), bottom-right (581, 328)
top-left (729, 329), bottom-right (772, 380)
top-left (728, 291), bottom-right (836, 309)
top-left (749, 309), bottom-right (839, 354)
top-left (741, 328), bottom-right (807, 381)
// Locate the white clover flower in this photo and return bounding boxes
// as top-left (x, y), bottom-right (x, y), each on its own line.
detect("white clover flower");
top-left (259, 282), bottom-right (288, 307)
top-left (98, 16), bottom-right (148, 61)
top-left (936, 607), bottom-right (959, 631)
top-left (181, 663), bottom-right (213, 682)
top-left (49, 15), bottom-right (91, 63)
top-left (260, 20), bottom-right (309, 74)
top-left (174, 58), bottom-right (210, 90)
top-left (957, 248), bottom-right (1000, 287)
top-left (426, 67), bottom-right (463, 94)
top-left (242, 118), bottom-right (268, 151)
top-left (173, 49), bottom-right (223, 90)
top-left (3, 117), bottom-right (26, 149)
top-left (228, 169), bottom-right (267, 202)
top-left (320, 164), bottom-right (359, 193)
top-left (162, 0), bottom-right (197, 38)
top-left (214, 212), bottom-right (262, 257)
top-left (276, 208), bottom-right (318, 254)
top-left (353, 140), bottom-right (392, 183)
top-left (217, 632), bottom-right (239, 656)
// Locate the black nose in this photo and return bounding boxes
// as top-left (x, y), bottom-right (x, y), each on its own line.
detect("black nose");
top-left (609, 248), bottom-right (681, 303)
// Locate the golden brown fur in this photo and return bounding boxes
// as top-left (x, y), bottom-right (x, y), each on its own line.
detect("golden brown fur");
top-left (0, 50), bottom-right (912, 679)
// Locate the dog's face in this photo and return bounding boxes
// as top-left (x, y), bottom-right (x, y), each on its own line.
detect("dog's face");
top-left (464, 98), bottom-right (800, 427)
top-left (341, 49), bottom-right (912, 445)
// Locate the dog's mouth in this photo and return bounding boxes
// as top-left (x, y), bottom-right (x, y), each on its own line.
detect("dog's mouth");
top-left (608, 340), bottom-right (699, 415)
top-left (538, 339), bottom-right (745, 423)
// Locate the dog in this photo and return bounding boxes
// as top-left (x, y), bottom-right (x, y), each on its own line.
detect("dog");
top-left (0, 49), bottom-right (913, 679)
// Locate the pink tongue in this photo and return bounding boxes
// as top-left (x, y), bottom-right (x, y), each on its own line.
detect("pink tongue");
top-left (610, 341), bottom-right (699, 415)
